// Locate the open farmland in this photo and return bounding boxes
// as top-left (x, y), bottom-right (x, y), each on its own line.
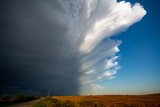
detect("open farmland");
top-left (32, 94), bottom-right (160, 107)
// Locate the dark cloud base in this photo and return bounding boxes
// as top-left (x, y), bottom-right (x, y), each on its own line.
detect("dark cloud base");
top-left (0, 0), bottom-right (80, 96)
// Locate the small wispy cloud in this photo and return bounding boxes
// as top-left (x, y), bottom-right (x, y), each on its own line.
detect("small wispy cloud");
top-left (85, 69), bottom-right (95, 75)
top-left (91, 83), bottom-right (104, 90)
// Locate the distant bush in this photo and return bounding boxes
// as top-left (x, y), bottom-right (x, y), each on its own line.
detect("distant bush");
top-left (14, 94), bottom-right (37, 103)
top-left (1, 95), bottom-right (11, 101)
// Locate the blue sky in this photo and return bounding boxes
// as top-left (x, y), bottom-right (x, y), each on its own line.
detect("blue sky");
top-left (102, 0), bottom-right (160, 94)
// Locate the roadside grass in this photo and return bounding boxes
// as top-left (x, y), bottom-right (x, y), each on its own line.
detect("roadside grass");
top-left (33, 97), bottom-right (76, 107)
top-left (33, 97), bottom-right (104, 107)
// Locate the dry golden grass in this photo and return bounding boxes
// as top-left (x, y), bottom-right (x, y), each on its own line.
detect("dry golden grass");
top-left (51, 94), bottom-right (160, 107)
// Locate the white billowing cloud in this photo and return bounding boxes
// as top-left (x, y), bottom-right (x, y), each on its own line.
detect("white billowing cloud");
top-left (80, 39), bottom-right (121, 72)
top-left (103, 71), bottom-right (113, 78)
top-left (74, 0), bottom-right (146, 94)
top-left (51, 0), bottom-right (146, 95)
top-left (105, 56), bottom-right (119, 70)
top-left (79, 1), bottom-right (146, 53)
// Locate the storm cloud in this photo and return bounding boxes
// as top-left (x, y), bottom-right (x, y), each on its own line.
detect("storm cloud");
top-left (0, 0), bottom-right (146, 95)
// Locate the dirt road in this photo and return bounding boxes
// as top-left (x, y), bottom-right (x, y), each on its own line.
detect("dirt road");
top-left (7, 99), bottom-right (40, 107)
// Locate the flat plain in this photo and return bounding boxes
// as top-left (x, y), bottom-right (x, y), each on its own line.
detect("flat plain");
top-left (31, 94), bottom-right (160, 107)
top-left (3, 94), bottom-right (160, 107)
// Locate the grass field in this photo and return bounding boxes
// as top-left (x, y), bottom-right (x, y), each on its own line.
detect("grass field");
top-left (32, 94), bottom-right (160, 107)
